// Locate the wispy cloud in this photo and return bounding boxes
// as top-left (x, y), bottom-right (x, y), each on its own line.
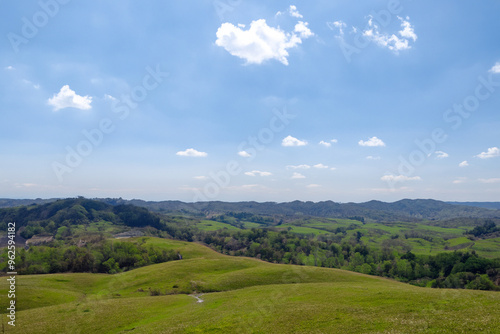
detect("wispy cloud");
top-left (277, 5), bottom-right (303, 18)
top-left (363, 16), bottom-right (417, 53)
top-left (245, 170), bottom-right (272, 177)
top-left (476, 147), bottom-right (500, 159)
top-left (48, 85), bottom-right (92, 111)
top-left (479, 178), bottom-right (500, 184)
top-left (453, 177), bottom-right (467, 184)
top-left (291, 172), bottom-right (305, 179)
top-left (313, 163), bottom-right (329, 169)
top-left (319, 140), bottom-right (331, 147)
top-left (459, 160), bottom-right (469, 167)
top-left (359, 136), bottom-right (386, 147)
top-left (286, 164), bottom-right (310, 170)
top-left (282, 135), bottom-right (308, 147)
top-left (176, 148), bottom-right (208, 157)
top-left (366, 156), bottom-right (381, 160)
top-left (381, 174), bottom-right (421, 182)
top-left (319, 139), bottom-right (337, 147)
top-left (435, 151), bottom-right (449, 159)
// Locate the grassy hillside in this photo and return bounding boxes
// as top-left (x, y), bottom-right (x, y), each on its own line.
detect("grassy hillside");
top-left (1, 238), bottom-right (499, 333)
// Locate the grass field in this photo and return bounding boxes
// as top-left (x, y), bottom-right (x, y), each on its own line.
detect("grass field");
top-left (1, 237), bottom-right (499, 333)
top-left (197, 220), bottom-right (241, 231)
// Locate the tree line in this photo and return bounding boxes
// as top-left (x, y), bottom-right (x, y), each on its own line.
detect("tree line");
top-left (0, 237), bottom-right (180, 274)
top-left (164, 223), bottom-right (500, 291)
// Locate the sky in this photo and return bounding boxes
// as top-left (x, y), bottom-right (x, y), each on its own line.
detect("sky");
top-left (1, 0), bottom-right (499, 203)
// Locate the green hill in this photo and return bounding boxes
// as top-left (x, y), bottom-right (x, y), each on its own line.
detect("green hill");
top-left (1, 237), bottom-right (499, 333)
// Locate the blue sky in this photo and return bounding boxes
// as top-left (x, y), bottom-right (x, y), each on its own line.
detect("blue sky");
top-left (1, 0), bottom-right (499, 202)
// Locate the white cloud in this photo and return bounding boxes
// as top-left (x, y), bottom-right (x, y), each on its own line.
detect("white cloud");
top-left (289, 5), bottom-right (303, 18)
top-left (358, 136), bottom-right (386, 147)
top-left (282, 135), bottom-right (308, 147)
top-left (489, 62), bottom-right (500, 74)
top-left (398, 16), bottom-right (418, 41)
top-left (381, 174), bottom-right (421, 182)
top-left (215, 19), bottom-right (313, 66)
top-left (104, 94), bottom-right (117, 101)
top-left (193, 176), bottom-right (208, 180)
top-left (22, 79), bottom-right (40, 90)
top-left (327, 21), bottom-right (347, 36)
top-left (453, 177), bottom-right (467, 184)
top-left (319, 139), bottom-right (338, 147)
top-left (238, 151), bottom-right (252, 158)
top-left (479, 178), bottom-right (500, 184)
top-left (295, 21), bottom-right (314, 38)
top-left (476, 147), bottom-right (500, 159)
top-left (245, 170), bottom-right (272, 177)
top-left (286, 164), bottom-right (311, 170)
top-left (306, 184), bottom-right (321, 188)
top-left (435, 151), bottom-right (449, 159)
top-left (459, 161), bottom-right (469, 167)
top-left (330, 167), bottom-right (337, 171)
top-left (5, 66), bottom-right (15, 70)
top-left (278, 5), bottom-right (303, 18)
top-left (313, 163), bottom-right (329, 169)
top-left (366, 156), bottom-right (381, 160)
top-left (363, 16), bottom-right (417, 53)
top-left (291, 172), bottom-right (306, 179)
top-left (48, 85), bottom-right (92, 111)
top-left (319, 141), bottom-right (331, 147)
top-left (176, 148), bottom-right (208, 157)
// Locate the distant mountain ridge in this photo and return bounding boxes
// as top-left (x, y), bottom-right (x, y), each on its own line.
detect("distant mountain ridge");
top-left (97, 198), bottom-right (500, 221)
top-left (1, 198), bottom-right (499, 222)
top-left (448, 202), bottom-right (500, 210)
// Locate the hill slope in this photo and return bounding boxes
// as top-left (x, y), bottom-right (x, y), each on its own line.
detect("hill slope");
top-left (1, 238), bottom-right (499, 333)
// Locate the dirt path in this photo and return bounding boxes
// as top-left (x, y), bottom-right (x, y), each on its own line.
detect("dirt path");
top-left (189, 294), bottom-right (204, 303)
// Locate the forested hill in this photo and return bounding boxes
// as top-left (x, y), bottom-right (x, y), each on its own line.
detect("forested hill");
top-left (0, 197), bottom-right (161, 239)
top-left (1, 197), bottom-right (499, 222)
top-left (97, 198), bottom-right (500, 221)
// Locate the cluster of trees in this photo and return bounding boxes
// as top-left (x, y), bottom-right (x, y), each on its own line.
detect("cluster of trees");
top-left (466, 220), bottom-right (499, 238)
top-left (183, 228), bottom-right (499, 290)
top-left (0, 238), bottom-right (180, 274)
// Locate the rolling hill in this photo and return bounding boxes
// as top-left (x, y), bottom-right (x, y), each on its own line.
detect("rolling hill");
top-left (1, 237), bottom-right (499, 333)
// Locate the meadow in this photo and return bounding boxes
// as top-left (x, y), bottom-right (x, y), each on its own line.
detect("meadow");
top-left (1, 237), bottom-right (499, 333)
